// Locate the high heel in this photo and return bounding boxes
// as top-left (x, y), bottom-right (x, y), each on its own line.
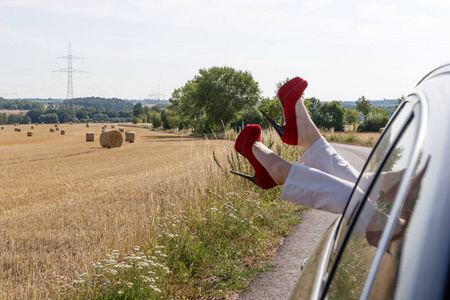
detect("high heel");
top-left (260, 77), bottom-right (308, 145)
top-left (230, 124), bottom-right (277, 189)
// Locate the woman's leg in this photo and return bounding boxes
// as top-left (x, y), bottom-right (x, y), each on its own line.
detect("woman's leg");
top-left (252, 140), bottom-right (355, 214)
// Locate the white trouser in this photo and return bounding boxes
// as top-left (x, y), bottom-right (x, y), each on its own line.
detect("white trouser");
top-left (281, 137), bottom-right (366, 214)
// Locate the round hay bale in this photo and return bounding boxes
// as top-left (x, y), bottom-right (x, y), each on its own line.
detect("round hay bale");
top-left (1, 126), bottom-right (4, 130)
top-left (42, 122), bottom-right (44, 125)
top-left (119, 128), bottom-right (124, 133)
top-left (70, 122), bottom-right (73, 125)
top-left (60, 129), bottom-right (65, 135)
top-left (57, 122), bottom-right (60, 125)
top-left (125, 131), bottom-right (136, 143)
top-left (86, 123), bottom-right (90, 128)
top-left (31, 126), bottom-right (34, 129)
top-left (102, 129), bottom-right (106, 132)
top-left (50, 128), bottom-right (55, 132)
top-left (99, 130), bottom-right (123, 148)
top-left (86, 132), bottom-right (95, 142)
top-left (16, 128), bottom-right (21, 132)
top-left (111, 125), bottom-right (115, 128)
top-left (55, 127), bottom-right (59, 131)
top-left (27, 131), bottom-right (33, 137)
top-left (35, 123), bottom-right (38, 126)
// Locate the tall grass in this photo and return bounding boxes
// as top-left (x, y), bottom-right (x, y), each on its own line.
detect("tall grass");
top-left (0, 124), bottom-right (306, 299)
top-left (60, 128), bottom-right (306, 299)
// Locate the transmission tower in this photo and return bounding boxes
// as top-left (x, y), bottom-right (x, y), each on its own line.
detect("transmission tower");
top-left (53, 43), bottom-right (87, 100)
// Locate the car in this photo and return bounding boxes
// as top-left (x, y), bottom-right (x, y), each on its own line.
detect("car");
top-left (289, 63), bottom-right (450, 300)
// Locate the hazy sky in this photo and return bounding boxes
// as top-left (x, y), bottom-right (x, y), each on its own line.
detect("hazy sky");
top-left (1, 0), bottom-right (449, 102)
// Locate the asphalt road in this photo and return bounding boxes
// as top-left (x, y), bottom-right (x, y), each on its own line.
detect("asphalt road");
top-left (239, 143), bottom-right (372, 300)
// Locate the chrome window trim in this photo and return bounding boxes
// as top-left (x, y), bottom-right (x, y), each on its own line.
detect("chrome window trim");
top-left (360, 90), bottom-right (429, 299)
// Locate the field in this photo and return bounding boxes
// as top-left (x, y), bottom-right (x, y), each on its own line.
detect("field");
top-left (0, 123), bottom-right (303, 299)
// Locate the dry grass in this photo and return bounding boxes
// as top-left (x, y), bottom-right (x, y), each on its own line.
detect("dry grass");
top-left (322, 130), bottom-right (380, 147)
top-left (0, 109), bottom-right (28, 116)
top-left (0, 123), bottom-right (234, 299)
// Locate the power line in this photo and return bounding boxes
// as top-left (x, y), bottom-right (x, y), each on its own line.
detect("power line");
top-left (53, 43), bottom-right (87, 100)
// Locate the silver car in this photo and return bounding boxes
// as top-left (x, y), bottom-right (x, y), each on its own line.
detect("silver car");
top-left (289, 64), bottom-right (450, 300)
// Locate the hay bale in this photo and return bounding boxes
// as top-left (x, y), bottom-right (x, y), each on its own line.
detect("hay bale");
top-left (99, 130), bottom-right (123, 148)
top-left (379, 127), bottom-right (385, 133)
top-left (27, 131), bottom-right (33, 137)
top-left (60, 129), bottom-right (65, 135)
top-left (16, 128), bottom-right (21, 132)
top-left (50, 128), bottom-right (55, 132)
top-left (119, 128), bottom-right (124, 133)
top-left (86, 132), bottom-right (95, 142)
top-left (86, 123), bottom-right (90, 128)
top-left (125, 131), bottom-right (136, 143)
top-left (56, 127), bottom-right (59, 131)
top-left (102, 129), bottom-right (106, 132)
top-left (1, 126), bottom-right (4, 130)
top-left (42, 122), bottom-right (44, 125)
top-left (70, 122), bottom-right (73, 125)
top-left (111, 125), bottom-right (115, 128)
top-left (31, 126), bottom-right (34, 129)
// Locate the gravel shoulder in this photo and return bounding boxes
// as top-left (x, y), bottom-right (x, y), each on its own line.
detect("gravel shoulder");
top-left (239, 143), bottom-right (372, 300)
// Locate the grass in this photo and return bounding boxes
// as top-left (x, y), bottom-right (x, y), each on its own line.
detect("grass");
top-left (0, 124), bottom-right (305, 299)
top-left (322, 131), bottom-right (380, 147)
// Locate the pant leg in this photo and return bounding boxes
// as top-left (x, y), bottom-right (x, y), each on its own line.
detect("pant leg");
top-left (281, 162), bottom-right (357, 214)
top-left (298, 137), bottom-right (360, 184)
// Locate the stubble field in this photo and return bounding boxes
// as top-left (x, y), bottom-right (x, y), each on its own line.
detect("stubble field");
top-left (0, 123), bottom-right (240, 298)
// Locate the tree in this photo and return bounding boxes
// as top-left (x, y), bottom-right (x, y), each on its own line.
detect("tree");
top-left (304, 97), bottom-right (324, 128)
top-left (169, 66), bottom-right (261, 133)
top-left (321, 101), bottom-right (345, 131)
top-left (344, 108), bottom-right (359, 129)
top-left (355, 96), bottom-right (372, 123)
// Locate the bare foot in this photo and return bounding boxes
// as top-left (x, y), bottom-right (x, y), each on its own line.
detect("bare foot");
top-left (252, 142), bottom-right (292, 185)
top-left (295, 100), bottom-right (321, 150)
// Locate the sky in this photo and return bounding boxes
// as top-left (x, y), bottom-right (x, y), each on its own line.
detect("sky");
top-left (0, 0), bottom-right (449, 102)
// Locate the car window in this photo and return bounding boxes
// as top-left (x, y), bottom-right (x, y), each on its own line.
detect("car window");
top-left (324, 102), bottom-right (420, 299)
top-left (323, 102), bottom-right (413, 278)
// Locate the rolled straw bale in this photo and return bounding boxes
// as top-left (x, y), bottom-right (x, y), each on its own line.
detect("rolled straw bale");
top-left (99, 130), bottom-right (123, 148)
top-left (55, 124), bottom-right (58, 127)
top-left (111, 125), bottom-right (115, 128)
top-left (86, 132), bottom-right (95, 142)
top-left (60, 129), bottom-right (65, 135)
top-left (50, 128), bottom-right (55, 132)
top-left (16, 128), bottom-right (21, 132)
top-left (35, 123), bottom-right (38, 126)
top-left (125, 131), bottom-right (136, 143)
top-left (119, 128), bottom-right (124, 133)
top-left (31, 126), bottom-right (34, 129)
top-left (56, 127), bottom-right (59, 131)
top-left (86, 123), bottom-right (90, 128)
top-left (42, 122), bottom-right (44, 125)
top-left (27, 131), bottom-right (33, 137)
top-left (1, 126), bottom-right (4, 130)
top-left (70, 122), bottom-right (73, 125)
top-left (57, 122), bottom-right (60, 125)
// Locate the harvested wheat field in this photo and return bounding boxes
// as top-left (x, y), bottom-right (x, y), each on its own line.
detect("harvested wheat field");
top-left (0, 123), bottom-right (232, 298)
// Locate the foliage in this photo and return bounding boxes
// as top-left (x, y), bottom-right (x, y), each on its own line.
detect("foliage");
top-left (344, 108), bottom-right (359, 127)
top-left (304, 98), bottom-right (345, 131)
top-left (60, 97), bottom-right (134, 111)
top-left (355, 96), bottom-right (372, 123)
top-left (0, 97), bottom-right (45, 110)
top-left (166, 66), bottom-right (261, 133)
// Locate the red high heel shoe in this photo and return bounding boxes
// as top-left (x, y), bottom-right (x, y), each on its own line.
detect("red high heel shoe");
top-left (260, 77), bottom-right (308, 145)
top-left (230, 124), bottom-right (277, 189)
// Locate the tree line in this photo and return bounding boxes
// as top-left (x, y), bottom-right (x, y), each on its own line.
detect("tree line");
top-left (0, 97), bottom-right (134, 125)
top-left (133, 66), bottom-right (395, 133)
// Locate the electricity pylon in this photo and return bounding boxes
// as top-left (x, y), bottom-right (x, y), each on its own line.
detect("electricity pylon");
top-left (53, 43), bottom-right (87, 100)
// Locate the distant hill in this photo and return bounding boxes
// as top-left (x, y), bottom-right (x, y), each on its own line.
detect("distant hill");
top-left (59, 97), bottom-right (134, 111)
top-left (0, 97), bottom-right (45, 110)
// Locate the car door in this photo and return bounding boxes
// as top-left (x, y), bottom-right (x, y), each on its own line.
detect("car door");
top-left (289, 95), bottom-right (424, 300)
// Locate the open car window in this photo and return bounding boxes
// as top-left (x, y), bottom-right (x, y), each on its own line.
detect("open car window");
top-left (320, 100), bottom-right (418, 297)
